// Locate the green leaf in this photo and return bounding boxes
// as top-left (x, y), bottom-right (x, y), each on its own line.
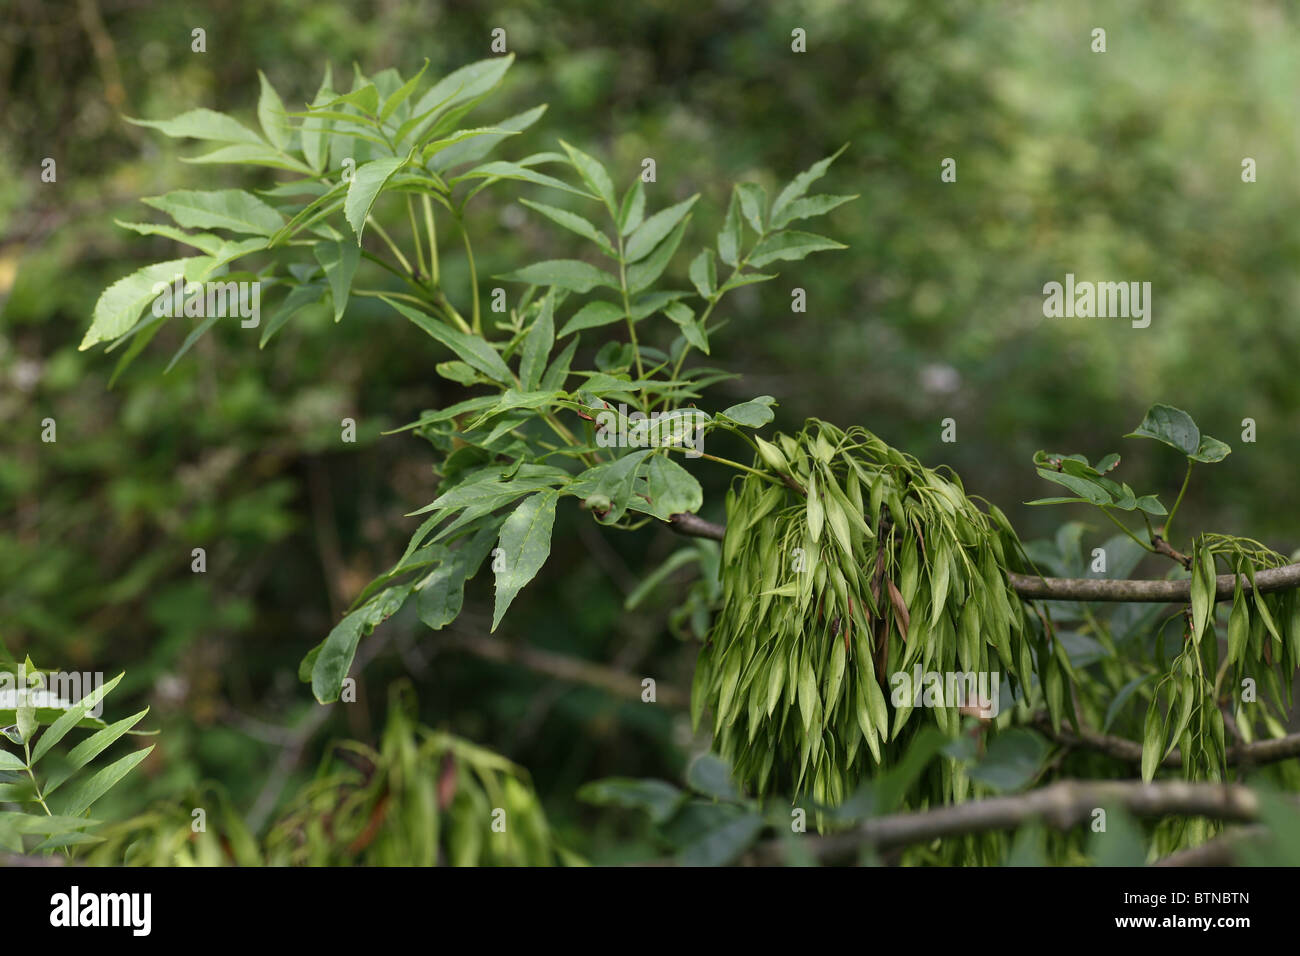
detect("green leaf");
top-left (624, 196), bottom-right (699, 264)
top-left (420, 126), bottom-right (515, 164)
top-left (633, 454), bottom-right (703, 520)
top-left (717, 272), bottom-right (776, 294)
top-left (179, 144), bottom-right (317, 173)
top-left (1135, 495), bottom-right (1167, 515)
top-left (541, 336), bottom-right (579, 391)
top-left (717, 189), bottom-right (742, 267)
top-left (51, 708), bottom-right (149, 783)
top-left (261, 282), bottom-right (325, 348)
top-left (496, 259), bottom-right (618, 294)
top-left (428, 104), bottom-right (547, 170)
top-left (519, 199), bottom-right (615, 257)
top-left (59, 746), bottom-right (154, 818)
top-left (163, 314), bottom-right (220, 374)
top-left (407, 54), bottom-right (515, 136)
top-left (618, 179), bottom-right (645, 236)
top-left (966, 730), bottom-right (1050, 793)
top-left (313, 239), bottom-right (360, 322)
top-left (719, 396), bottom-right (776, 428)
top-left (1165, 679), bottom-right (1195, 759)
top-left (679, 811), bottom-right (764, 866)
top-left (126, 109), bottom-right (264, 145)
top-left (256, 71), bottom-right (291, 150)
top-left (559, 140), bottom-right (617, 214)
top-left (311, 587), bottom-right (411, 702)
top-left (568, 450), bottom-right (654, 523)
top-left (1141, 696), bottom-right (1163, 782)
top-left (735, 183), bottom-right (766, 234)
top-left (383, 297), bottom-right (513, 384)
top-left (557, 300), bottom-right (624, 337)
top-left (664, 301), bottom-right (708, 354)
top-left (453, 160), bottom-right (594, 199)
top-left (519, 292), bottom-right (555, 390)
top-left (769, 193), bottom-right (857, 229)
top-left (627, 217), bottom-right (691, 293)
top-left (436, 360), bottom-right (483, 385)
top-left (378, 59), bottom-right (429, 123)
top-left (1095, 452), bottom-right (1121, 474)
top-left (142, 189), bottom-right (285, 237)
top-left (179, 143), bottom-right (315, 175)
top-left (746, 230), bottom-right (847, 269)
top-left (416, 519), bottom-right (502, 630)
top-left (1126, 403), bottom-right (1201, 457)
top-left (410, 463), bottom-right (569, 516)
top-left (1190, 434), bottom-right (1231, 463)
top-left (1035, 468), bottom-right (1111, 505)
top-left (491, 491), bottom-right (560, 631)
top-left (326, 81), bottom-right (379, 116)
top-left (0, 750), bottom-right (24, 771)
top-left (0, 813), bottom-right (101, 836)
top-left (1227, 579), bottom-right (1248, 665)
top-left (80, 257), bottom-right (213, 350)
top-left (577, 778), bottom-right (685, 825)
top-left (770, 144), bottom-right (848, 223)
top-left (301, 64), bottom-right (335, 172)
top-left (689, 249), bottom-right (716, 299)
top-left (267, 181), bottom-right (348, 246)
top-left (807, 473), bottom-right (825, 543)
top-left (113, 220), bottom-right (228, 255)
top-left (344, 157), bottom-right (408, 242)
top-left (685, 753), bottom-right (741, 801)
top-left (1191, 546), bottom-right (1215, 641)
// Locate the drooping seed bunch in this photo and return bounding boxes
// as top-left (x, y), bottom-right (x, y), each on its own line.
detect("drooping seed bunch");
top-left (1144, 533), bottom-right (1300, 784)
top-left (694, 419), bottom-right (1033, 805)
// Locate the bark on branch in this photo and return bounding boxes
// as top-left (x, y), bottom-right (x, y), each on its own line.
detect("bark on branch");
top-left (445, 633), bottom-right (689, 709)
top-left (664, 514), bottom-right (1300, 604)
top-left (751, 780), bottom-right (1270, 863)
top-left (1033, 714), bottom-right (1300, 767)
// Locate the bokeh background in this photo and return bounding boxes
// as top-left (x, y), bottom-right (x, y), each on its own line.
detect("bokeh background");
top-left (4, 0), bottom-right (1300, 861)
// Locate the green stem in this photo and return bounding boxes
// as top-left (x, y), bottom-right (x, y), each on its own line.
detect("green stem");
top-left (541, 414), bottom-right (596, 467)
top-left (353, 289), bottom-right (430, 307)
top-left (659, 443), bottom-right (784, 485)
top-left (367, 217), bottom-right (413, 275)
top-left (1100, 507), bottom-right (1157, 554)
top-left (406, 197), bottom-right (425, 281)
top-left (22, 745), bottom-right (53, 817)
top-left (421, 193), bottom-right (440, 285)
top-left (1163, 461), bottom-right (1194, 543)
top-left (616, 234), bottom-right (646, 388)
top-left (358, 250), bottom-right (425, 294)
top-left (459, 220), bottom-right (481, 335)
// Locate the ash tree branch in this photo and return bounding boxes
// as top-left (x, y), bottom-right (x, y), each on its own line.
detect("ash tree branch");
top-left (751, 780), bottom-right (1274, 864)
top-left (664, 513), bottom-right (1300, 604)
top-left (1153, 826), bottom-right (1266, 867)
top-left (445, 632), bottom-right (690, 709)
top-left (1033, 714), bottom-right (1300, 767)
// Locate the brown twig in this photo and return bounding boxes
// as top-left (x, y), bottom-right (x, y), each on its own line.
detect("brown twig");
top-left (744, 780), bottom-right (1270, 864)
top-left (1153, 826), bottom-right (1266, 866)
top-left (1033, 713), bottom-right (1300, 768)
top-left (1151, 534), bottom-right (1192, 570)
top-left (663, 513), bottom-right (1300, 604)
top-left (444, 632), bottom-right (689, 709)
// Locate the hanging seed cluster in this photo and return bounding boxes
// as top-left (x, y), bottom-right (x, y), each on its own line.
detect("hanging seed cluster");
top-left (694, 419), bottom-right (1032, 804)
top-left (1144, 534), bottom-right (1300, 783)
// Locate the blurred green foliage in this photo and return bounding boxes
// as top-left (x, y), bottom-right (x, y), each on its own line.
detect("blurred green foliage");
top-left (5, 0), bottom-right (1300, 863)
